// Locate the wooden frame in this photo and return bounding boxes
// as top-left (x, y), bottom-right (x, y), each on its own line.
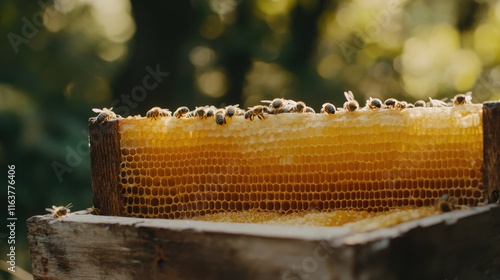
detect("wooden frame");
top-left (27, 204), bottom-right (500, 279)
top-left (483, 101), bottom-right (500, 203)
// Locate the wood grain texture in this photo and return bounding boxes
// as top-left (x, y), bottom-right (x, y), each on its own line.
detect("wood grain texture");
top-left (89, 119), bottom-right (124, 216)
top-left (483, 101), bottom-right (500, 203)
top-left (27, 204), bottom-right (500, 280)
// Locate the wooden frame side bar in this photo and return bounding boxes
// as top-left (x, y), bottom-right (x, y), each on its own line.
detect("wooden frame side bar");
top-left (483, 101), bottom-right (500, 203)
top-left (89, 119), bottom-right (124, 216)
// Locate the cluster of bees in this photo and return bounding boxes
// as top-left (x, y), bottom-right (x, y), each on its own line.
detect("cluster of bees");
top-left (91, 91), bottom-right (473, 125)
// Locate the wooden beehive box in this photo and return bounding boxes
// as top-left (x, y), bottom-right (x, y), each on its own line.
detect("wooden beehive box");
top-left (27, 101), bottom-right (500, 279)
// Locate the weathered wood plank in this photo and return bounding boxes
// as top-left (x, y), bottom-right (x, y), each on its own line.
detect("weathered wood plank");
top-left (28, 204), bottom-right (500, 280)
top-left (483, 101), bottom-right (500, 203)
top-left (89, 119), bottom-right (124, 216)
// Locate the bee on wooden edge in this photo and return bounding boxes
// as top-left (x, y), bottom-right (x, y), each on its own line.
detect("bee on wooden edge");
top-left (92, 107), bottom-right (120, 123)
top-left (46, 203), bottom-right (73, 218)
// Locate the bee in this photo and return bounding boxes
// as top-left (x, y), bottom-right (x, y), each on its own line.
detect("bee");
top-left (262, 98), bottom-right (291, 114)
top-left (262, 98), bottom-right (285, 112)
top-left (366, 97), bottom-right (383, 109)
top-left (304, 106), bottom-right (316, 113)
top-left (384, 98), bottom-right (399, 109)
top-left (86, 206), bottom-right (100, 215)
top-left (225, 104), bottom-right (243, 118)
top-left (245, 105), bottom-right (269, 121)
top-left (46, 203), bottom-right (73, 218)
top-left (453, 91), bottom-right (472, 106)
top-left (291, 101), bottom-right (307, 113)
top-left (414, 100), bottom-right (426, 107)
top-left (435, 194), bottom-right (469, 212)
top-left (173, 106), bottom-right (190, 118)
top-left (428, 97), bottom-right (449, 107)
top-left (146, 107), bottom-right (172, 119)
top-left (395, 101), bottom-right (408, 110)
top-left (203, 106), bottom-right (217, 118)
top-left (321, 103), bottom-right (336, 114)
top-left (215, 109), bottom-right (227, 125)
top-left (406, 103), bottom-right (415, 109)
top-left (436, 194), bottom-right (455, 212)
top-left (193, 106), bottom-right (207, 119)
top-left (343, 91), bottom-right (359, 112)
top-left (92, 107), bottom-right (117, 123)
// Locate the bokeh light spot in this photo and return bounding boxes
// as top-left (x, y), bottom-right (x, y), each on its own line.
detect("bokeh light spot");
top-left (190, 46), bottom-right (216, 68)
top-left (197, 70), bottom-right (228, 98)
top-left (317, 54), bottom-right (343, 79)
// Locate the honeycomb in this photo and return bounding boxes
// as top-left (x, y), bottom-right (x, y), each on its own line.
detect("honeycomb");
top-left (192, 206), bottom-right (440, 230)
top-left (117, 104), bottom-right (484, 219)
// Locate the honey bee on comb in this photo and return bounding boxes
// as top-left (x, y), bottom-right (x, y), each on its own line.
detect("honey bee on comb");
top-left (45, 203), bottom-right (73, 218)
top-left (193, 106), bottom-right (208, 119)
top-left (304, 106), bottom-right (315, 113)
top-left (173, 106), bottom-right (190, 118)
top-left (215, 109), bottom-right (227, 125)
top-left (291, 101), bottom-right (307, 113)
top-left (321, 103), bottom-right (336, 114)
top-left (245, 105), bottom-right (269, 121)
top-left (146, 107), bottom-right (172, 120)
top-left (414, 100), bottom-right (427, 107)
top-left (435, 194), bottom-right (458, 212)
top-left (92, 107), bottom-right (118, 123)
top-left (225, 104), bottom-right (244, 118)
top-left (203, 106), bottom-right (217, 118)
top-left (395, 101), bottom-right (408, 110)
top-left (366, 97), bottom-right (383, 109)
top-left (435, 194), bottom-right (469, 213)
top-left (262, 98), bottom-right (286, 114)
top-left (453, 91), bottom-right (473, 106)
top-left (384, 98), bottom-right (399, 109)
top-left (343, 91), bottom-right (359, 112)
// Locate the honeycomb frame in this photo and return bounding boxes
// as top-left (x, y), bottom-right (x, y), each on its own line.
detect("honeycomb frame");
top-left (89, 102), bottom-right (500, 219)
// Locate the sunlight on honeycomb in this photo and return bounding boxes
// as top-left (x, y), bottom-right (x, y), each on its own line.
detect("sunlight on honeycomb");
top-left (117, 105), bottom-right (484, 220)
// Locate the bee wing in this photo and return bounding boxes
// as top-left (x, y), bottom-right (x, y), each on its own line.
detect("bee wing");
top-left (45, 208), bottom-right (54, 213)
top-left (92, 108), bottom-right (103, 113)
top-left (464, 91), bottom-right (473, 102)
top-left (429, 97), bottom-right (446, 107)
top-left (344, 91), bottom-right (354, 101)
top-left (261, 100), bottom-right (272, 104)
top-left (65, 203), bottom-right (73, 209)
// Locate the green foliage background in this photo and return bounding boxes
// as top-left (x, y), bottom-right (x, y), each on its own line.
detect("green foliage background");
top-left (0, 0), bottom-right (499, 277)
